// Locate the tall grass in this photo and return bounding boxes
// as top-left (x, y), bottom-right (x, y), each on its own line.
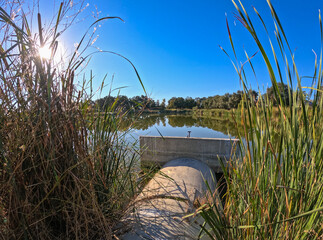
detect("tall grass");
top-left (0, 2), bottom-right (143, 239)
top-left (198, 1), bottom-right (323, 239)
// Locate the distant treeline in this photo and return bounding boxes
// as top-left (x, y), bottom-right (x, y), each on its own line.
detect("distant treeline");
top-left (95, 83), bottom-right (297, 111)
top-left (167, 90), bottom-right (255, 110)
top-left (95, 95), bottom-right (167, 112)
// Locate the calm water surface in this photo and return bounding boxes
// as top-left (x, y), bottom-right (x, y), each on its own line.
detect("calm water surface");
top-left (127, 114), bottom-right (239, 140)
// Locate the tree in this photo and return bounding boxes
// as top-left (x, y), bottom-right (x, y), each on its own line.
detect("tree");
top-left (95, 95), bottom-right (116, 110)
top-left (174, 97), bottom-right (185, 109)
top-left (167, 97), bottom-right (185, 109)
top-left (266, 83), bottom-right (291, 106)
top-left (229, 92), bottom-right (242, 109)
top-left (167, 97), bottom-right (176, 109)
top-left (248, 90), bottom-right (258, 103)
top-left (160, 99), bottom-right (166, 109)
top-left (184, 97), bottom-right (196, 109)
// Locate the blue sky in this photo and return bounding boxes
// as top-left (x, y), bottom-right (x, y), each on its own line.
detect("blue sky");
top-left (33, 0), bottom-right (322, 101)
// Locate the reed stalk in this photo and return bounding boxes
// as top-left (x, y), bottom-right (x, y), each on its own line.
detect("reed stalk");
top-left (199, 1), bottom-right (323, 239)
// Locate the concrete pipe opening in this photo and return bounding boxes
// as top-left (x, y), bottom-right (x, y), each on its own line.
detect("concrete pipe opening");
top-left (120, 158), bottom-right (222, 240)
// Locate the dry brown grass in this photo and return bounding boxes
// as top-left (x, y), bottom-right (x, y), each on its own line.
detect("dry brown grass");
top-left (0, 2), bottom-right (142, 239)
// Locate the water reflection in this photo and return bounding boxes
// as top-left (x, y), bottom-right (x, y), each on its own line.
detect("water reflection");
top-left (124, 114), bottom-right (240, 139)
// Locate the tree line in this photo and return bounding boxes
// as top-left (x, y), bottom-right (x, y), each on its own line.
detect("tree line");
top-left (95, 95), bottom-right (167, 112)
top-left (95, 83), bottom-right (298, 111)
top-left (167, 91), bottom-right (251, 110)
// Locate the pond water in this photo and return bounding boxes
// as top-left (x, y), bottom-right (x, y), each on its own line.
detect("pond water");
top-left (126, 114), bottom-right (239, 140)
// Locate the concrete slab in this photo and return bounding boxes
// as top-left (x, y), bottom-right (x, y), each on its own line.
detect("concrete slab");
top-left (140, 136), bottom-right (239, 173)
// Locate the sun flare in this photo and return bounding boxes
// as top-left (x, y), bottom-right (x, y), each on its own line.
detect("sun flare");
top-left (38, 46), bottom-right (52, 59)
top-left (37, 41), bottom-right (66, 64)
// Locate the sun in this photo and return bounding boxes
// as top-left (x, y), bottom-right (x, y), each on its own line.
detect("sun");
top-left (38, 45), bottom-right (52, 59)
top-left (37, 41), bottom-right (66, 64)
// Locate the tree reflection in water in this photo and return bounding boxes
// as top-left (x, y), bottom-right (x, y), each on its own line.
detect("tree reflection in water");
top-left (120, 113), bottom-right (242, 138)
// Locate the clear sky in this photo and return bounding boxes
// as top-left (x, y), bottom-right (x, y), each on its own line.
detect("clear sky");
top-left (30, 0), bottom-right (322, 101)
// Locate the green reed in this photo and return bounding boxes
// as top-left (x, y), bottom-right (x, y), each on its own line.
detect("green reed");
top-left (0, 2), bottom-right (144, 239)
top-left (198, 1), bottom-right (323, 239)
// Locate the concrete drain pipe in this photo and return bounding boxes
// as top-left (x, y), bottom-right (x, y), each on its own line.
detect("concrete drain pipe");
top-left (120, 158), bottom-right (222, 240)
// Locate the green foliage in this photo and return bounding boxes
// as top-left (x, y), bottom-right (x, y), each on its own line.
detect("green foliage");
top-left (198, 1), bottom-right (323, 239)
top-left (96, 90), bottom-right (258, 111)
top-left (265, 82), bottom-right (291, 106)
top-left (96, 94), bottom-right (163, 111)
top-left (167, 97), bottom-right (187, 109)
top-left (160, 98), bottom-right (166, 109)
top-left (167, 91), bottom-right (251, 110)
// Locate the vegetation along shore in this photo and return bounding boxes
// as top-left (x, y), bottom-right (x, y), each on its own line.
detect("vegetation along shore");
top-left (0, 0), bottom-right (322, 239)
